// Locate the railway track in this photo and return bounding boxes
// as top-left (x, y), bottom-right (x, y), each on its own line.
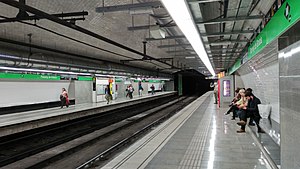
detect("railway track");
top-left (0, 95), bottom-right (196, 169)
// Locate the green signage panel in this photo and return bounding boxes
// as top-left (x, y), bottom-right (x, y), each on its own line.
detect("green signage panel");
top-left (229, 0), bottom-right (300, 74)
top-left (248, 0), bottom-right (300, 59)
top-left (228, 58), bottom-right (241, 75)
top-left (115, 78), bottom-right (123, 82)
top-left (0, 72), bottom-right (60, 80)
top-left (78, 76), bottom-right (93, 81)
top-left (148, 80), bottom-right (161, 83)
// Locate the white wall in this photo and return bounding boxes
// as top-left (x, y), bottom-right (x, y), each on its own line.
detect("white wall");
top-left (0, 80), bottom-right (73, 107)
top-left (75, 81), bottom-right (92, 104)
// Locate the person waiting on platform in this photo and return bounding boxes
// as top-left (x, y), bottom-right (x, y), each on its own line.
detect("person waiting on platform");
top-left (126, 85), bottom-right (134, 99)
top-left (210, 81), bottom-right (218, 104)
top-left (105, 85), bottom-right (112, 104)
top-left (150, 84), bottom-right (155, 95)
top-left (138, 81), bottom-right (143, 96)
top-left (60, 88), bottom-right (69, 108)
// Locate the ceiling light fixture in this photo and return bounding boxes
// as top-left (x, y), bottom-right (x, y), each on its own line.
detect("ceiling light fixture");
top-left (160, 0), bottom-right (215, 76)
top-left (185, 56), bottom-right (196, 59)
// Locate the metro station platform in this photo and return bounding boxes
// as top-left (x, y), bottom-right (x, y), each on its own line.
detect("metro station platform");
top-left (0, 91), bottom-right (176, 137)
top-left (100, 91), bottom-right (275, 169)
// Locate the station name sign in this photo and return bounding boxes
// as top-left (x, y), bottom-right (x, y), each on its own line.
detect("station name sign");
top-left (248, 0), bottom-right (300, 59)
top-left (229, 0), bottom-right (300, 74)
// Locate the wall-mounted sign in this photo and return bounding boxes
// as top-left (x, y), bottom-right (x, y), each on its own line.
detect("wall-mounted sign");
top-left (229, 0), bottom-right (300, 74)
top-left (0, 72), bottom-right (60, 80)
top-left (223, 80), bottom-right (231, 97)
top-left (217, 71), bottom-right (225, 79)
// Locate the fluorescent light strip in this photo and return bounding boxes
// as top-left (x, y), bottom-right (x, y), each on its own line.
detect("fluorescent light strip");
top-left (0, 66), bottom-right (91, 76)
top-left (161, 0), bottom-right (215, 76)
top-left (185, 56), bottom-right (196, 59)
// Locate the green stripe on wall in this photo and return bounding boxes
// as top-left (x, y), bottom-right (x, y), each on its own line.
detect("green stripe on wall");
top-left (248, 0), bottom-right (300, 59)
top-left (229, 0), bottom-right (300, 74)
top-left (0, 72), bottom-right (60, 80)
top-left (78, 76), bottom-right (93, 81)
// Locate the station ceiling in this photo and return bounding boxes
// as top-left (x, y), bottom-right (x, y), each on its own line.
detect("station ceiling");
top-left (0, 0), bottom-right (275, 76)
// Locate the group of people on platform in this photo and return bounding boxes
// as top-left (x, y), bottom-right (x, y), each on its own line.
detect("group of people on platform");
top-left (59, 83), bottom-right (158, 107)
top-left (224, 87), bottom-right (265, 133)
top-left (125, 84), bottom-right (135, 99)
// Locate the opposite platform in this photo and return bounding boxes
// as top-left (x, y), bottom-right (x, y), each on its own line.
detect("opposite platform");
top-left (101, 91), bottom-right (273, 169)
top-left (0, 91), bottom-right (176, 137)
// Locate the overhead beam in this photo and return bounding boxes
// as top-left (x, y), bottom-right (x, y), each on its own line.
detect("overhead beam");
top-left (95, 1), bottom-right (162, 13)
top-left (121, 57), bottom-right (173, 62)
top-left (207, 52), bottom-right (241, 56)
top-left (202, 30), bottom-right (254, 37)
top-left (166, 50), bottom-right (194, 53)
top-left (158, 44), bottom-right (191, 48)
top-left (0, 37), bottom-right (172, 74)
top-left (0, 0), bottom-right (175, 69)
top-left (0, 11), bottom-right (88, 23)
top-left (204, 40), bottom-right (248, 45)
top-left (128, 23), bottom-right (176, 31)
top-left (210, 55), bottom-right (235, 58)
top-left (174, 54), bottom-right (198, 57)
top-left (188, 0), bottom-right (222, 3)
top-left (207, 47), bottom-right (244, 52)
top-left (145, 35), bottom-right (185, 41)
top-left (210, 56), bottom-right (237, 59)
top-left (195, 15), bottom-right (263, 25)
top-left (210, 58), bottom-right (236, 60)
top-left (0, 37), bottom-right (107, 63)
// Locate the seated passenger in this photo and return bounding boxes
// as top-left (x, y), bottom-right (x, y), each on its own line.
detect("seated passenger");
top-left (237, 90), bottom-right (265, 133)
top-left (225, 87), bottom-right (241, 116)
top-left (229, 88), bottom-right (246, 120)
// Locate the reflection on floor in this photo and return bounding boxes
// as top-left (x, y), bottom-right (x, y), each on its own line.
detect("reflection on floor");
top-left (249, 118), bottom-right (281, 166)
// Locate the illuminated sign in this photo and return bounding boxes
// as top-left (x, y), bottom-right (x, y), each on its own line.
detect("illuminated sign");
top-left (223, 80), bottom-right (230, 97)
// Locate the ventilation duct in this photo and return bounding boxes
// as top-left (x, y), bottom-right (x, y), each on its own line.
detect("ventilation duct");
top-left (149, 25), bottom-right (166, 39)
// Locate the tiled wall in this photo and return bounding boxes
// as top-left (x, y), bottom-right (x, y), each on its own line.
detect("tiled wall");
top-left (234, 75), bottom-right (244, 89)
top-left (236, 40), bottom-right (280, 123)
top-left (279, 40), bottom-right (300, 169)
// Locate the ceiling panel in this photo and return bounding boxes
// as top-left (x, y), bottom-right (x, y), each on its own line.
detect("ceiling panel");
top-left (0, 0), bottom-right (275, 76)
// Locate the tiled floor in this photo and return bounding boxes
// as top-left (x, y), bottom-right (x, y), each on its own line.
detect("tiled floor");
top-left (101, 92), bottom-right (273, 169)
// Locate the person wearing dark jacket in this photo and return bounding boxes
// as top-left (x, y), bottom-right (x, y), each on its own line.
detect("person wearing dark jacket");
top-left (237, 90), bottom-right (264, 133)
top-left (246, 88), bottom-right (255, 126)
top-left (105, 85), bottom-right (112, 104)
